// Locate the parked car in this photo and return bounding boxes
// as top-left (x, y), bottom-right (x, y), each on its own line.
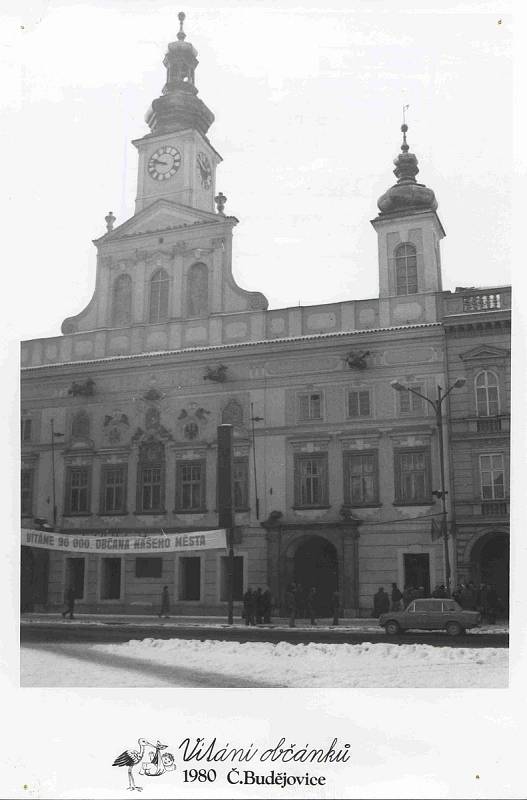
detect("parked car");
top-left (379, 598), bottom-right (481, 636)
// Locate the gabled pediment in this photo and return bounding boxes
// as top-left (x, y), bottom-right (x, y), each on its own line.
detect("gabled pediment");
top-left (95, 199), bottom-right (227, 243)
top-left (459, 344), bottom-right (510, 361)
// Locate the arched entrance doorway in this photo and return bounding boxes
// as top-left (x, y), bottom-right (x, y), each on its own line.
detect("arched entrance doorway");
top-left (470, 532), bottom-right (509, 612)
top-left (293, 536), bottom-right (338, 616)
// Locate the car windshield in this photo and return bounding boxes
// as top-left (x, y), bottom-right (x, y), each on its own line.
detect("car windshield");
top-left (442, 600), bottom-right (461, 611)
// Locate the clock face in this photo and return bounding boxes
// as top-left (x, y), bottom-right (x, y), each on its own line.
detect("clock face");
top-left (147, 145), bottom-right (181, 181)
top-left (196, 152), bottom-right (212, 189)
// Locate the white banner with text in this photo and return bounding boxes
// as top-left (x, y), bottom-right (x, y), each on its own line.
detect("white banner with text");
top-left (21, 527), bottom-right (228, 554)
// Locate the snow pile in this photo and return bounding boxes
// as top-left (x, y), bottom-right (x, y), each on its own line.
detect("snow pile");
top-left (77, 638), bottom-right (507, 688)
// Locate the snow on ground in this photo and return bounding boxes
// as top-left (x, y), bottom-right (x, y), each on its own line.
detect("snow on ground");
top-left (21, 638), bottom-right (508, 688)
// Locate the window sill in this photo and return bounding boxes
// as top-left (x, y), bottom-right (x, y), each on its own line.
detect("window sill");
top-left (134, 510), bottom-right (167, 516)
top-left (98, 511), bottom-right (129, 517)
top-left (63, 512), bottom-right (93, 517)
top-left (173, 509), bottom-right (208, 515)
top-left (292, 505), bottom-right (331, 511)
top-left (392, 500), bottom-right (435, 507)
top-left (296, 418), bottom-right (324, 424)
top-left (344, 502), bottom-right (382, 509)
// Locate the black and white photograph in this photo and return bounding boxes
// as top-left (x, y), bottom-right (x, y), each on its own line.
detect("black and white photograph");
top-left (1, 1), bottom-right (526, 798)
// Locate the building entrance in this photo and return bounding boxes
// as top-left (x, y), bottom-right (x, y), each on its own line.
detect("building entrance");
top-left (403, 553), bottom-right (431, 596)
top-left (20, 547), bottom-right (49, 611)
top-left (471, 532), bottom-right (509, 612)
top-left (293, 536), bottom-right (338, 616)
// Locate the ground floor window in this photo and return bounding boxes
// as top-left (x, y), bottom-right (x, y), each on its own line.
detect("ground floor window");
top-left (220, 555), bottom-right (244, 601)
top-left (403, 553), bottom-right (430, 596)
top-left (65, 557), bottom-right (85, 600)
top-left (179, 556), bottom-right (201, 600)
top-left (135, 557), bottom-right (162, 578)
top-left (100, 557), bottom-right (122, 600)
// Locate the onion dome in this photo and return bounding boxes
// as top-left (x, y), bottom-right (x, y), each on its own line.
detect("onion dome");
top-left (145, 12), bottom-right (214, 136)
top-left (377, 124), bottom-right (438, 215)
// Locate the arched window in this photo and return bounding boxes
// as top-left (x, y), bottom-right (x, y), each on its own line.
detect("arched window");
top-left (112, 274), bottom-right (132, 326)
top-left (187, 263), bottom-right (209, 317)
top-left (475, 371), bottom-right (499, 417)
top-left (71, 410), bottom-right (90, 439)
top-left (395, 243), bottom-right (418, 296)
top-left (222, 399), bottom-right (243, 426)
top-left (149, 269), bottom-right (169, 323)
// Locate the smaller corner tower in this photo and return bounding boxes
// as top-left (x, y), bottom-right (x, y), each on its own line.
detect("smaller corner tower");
top-left (371, 122), bottom-right (445, 300)
top-left (133, 11), bottom-right (222, 214)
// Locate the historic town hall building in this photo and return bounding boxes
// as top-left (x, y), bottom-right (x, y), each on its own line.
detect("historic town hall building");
top-left (20, 15), bottom-right (510, 616)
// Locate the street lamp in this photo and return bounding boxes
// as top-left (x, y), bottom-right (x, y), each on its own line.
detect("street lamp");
top-left (50, 419), bottom-right (65, 527)
top-left (390, 377), bottom-right (466, 594)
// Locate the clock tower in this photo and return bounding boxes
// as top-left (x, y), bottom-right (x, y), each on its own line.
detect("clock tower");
top-left (133, 12), bottom-right (221, 214)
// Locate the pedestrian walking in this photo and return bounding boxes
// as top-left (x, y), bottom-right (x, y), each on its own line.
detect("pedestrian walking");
top-left (261, 589), bottom-right (272, 624)
top-left (331, 589), bottom-right (341, 626)
top-left (285, 582), bottom-right (297, 628)
top-left (306, 587), bottom-right (317, 625)
top-left (158, 585), bottom-right (170, 618)
top-left (390, 582), bottom-right (403, 611)
top-left (254, 587), bottom-right (263, 624)
top-left (62, 584), bottom-right (76, 620)
top-left (243, 587), bottom-right (255, 625)
top-left (373, 587), bottom-right (390, 617)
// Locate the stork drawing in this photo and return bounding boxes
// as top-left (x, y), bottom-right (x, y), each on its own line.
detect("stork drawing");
top-left (112, 737), bottom-right (156, 791)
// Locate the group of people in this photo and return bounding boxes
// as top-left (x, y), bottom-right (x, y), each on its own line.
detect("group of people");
top-left (284, 582), bottom-right (341, 628)
top-left (372, 580), bottom-right (503, 623)
top-left (242, 587), bottom-right (273, 625)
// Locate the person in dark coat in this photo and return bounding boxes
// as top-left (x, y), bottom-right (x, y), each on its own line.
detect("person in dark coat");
top-left (486, 584), bottom-right (498, 624)
top-left (62, 585), bottom-right (76, 620)
top-left (402, 585), bottom-right (412, 608)
top-left (332, 589), bottom-right (341, 626)
top-left (285, 582), bottom-right (297, 628)
top-left (306, 587), bottom-right (317, 625)
top-left (261, 589), bottom-right (272, 624)
top-left (295, 583), bottom-right (306, 619)
top-left (254, 587), bottom-right (264, 624)
top-left (159, 585), bottom-right (170, 618)
top-left (390, 582), bottom-right (403, 611)
top-left (373, 587), bottom-right (390, 617)
top-left (243, 588), bottom-right (255, 625)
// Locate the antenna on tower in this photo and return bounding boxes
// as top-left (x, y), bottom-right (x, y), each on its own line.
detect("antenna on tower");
top-left (402, 104), bottom-right (410, 125)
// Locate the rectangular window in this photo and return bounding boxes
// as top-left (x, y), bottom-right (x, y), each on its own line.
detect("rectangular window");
top-left (298, 392), bottom-right (322, 421)
top-left (344, 452), bottom-right (378, 505)
top-left (233, 457), bottom-right (249, 510)
top-left (179, 556), bottom-right (201, 601)
top-left (100, 466), bottom-right (127, 514)
top-left (480, 454), bottom-right (505, 500)
top-left (21, 469), bottom-right (33, 516)
top-left (21, 418), bottom-right (32, 442)
top-left (176, 461), bottom-right (205, 512)
top-left (66, 466), bottom-right (90, 514)
top-left (294, 454), bottom-right (328, 507)
top-left (398, 384), bottom-right (424, 414)
top-left (100, 557), bottom-right (122, 600)
top-left (135, 557), bottom-right (163, 578)
top-left (140, 466), bottom-right (163, 512)
top-left (220, 555), bottom-right (244, 601)
top-left (347, 389), bottom-right (371, 418)
top-left (394, 450), bottom-right (430, 504)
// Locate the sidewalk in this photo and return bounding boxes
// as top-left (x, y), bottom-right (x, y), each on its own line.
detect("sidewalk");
top-left (20, 612), bottom-right (508, 634)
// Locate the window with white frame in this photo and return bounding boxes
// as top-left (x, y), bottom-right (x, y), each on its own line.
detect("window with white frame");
top-left (347, 389), bottom-right (371, 418)
top-left (395, 243), bottom-right (418, 295)
top-left (298, 392), bottom-right (322, 421)
top-left (475, 370), bottom-right (500, 417)
top-left (65, 466), bottom-right (91, 514)
top-left (480, 454), bottom-right (505, 500)
top-left (294, 453), bottom-right (328, 507)
top-left (344, 452), bottom-right (378, 505)
top-left (175, 460), bottom-right (206, 512)
top-left (394, 449), bottom-right (431, 504)
top-left (398, 384), bottom-right (424, 415)
top-left (21, 417), bottom-right (32, 443)
top-left (149, 268), bottom-right (169, 323)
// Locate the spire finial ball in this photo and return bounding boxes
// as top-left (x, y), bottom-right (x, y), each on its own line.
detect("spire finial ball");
top-left (178, 11), bottom-right (186, 23)
top-left (401, 123), bottom-right (408, 133)
top-left (177, 11), bottom-right (186, 41)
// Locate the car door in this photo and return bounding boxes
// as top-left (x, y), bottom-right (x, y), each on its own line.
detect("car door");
top-left (408, 600), bottom-right (427, 629)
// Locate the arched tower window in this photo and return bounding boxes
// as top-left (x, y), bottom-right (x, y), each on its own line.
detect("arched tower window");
top-left (475, 370), bottom-right (499, 417)
top-left (187, 263), bottom-right (209, 317)
top-left (395, 243), bottom-right (418, 296)
top-left (149, 269), bottom-right (169, 323)
top-left (71, 410), bottom-right (90, 439)
top-left (112, 274), bottom-right (132, 326)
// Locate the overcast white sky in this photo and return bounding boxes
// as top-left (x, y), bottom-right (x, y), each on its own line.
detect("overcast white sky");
top-left (1, 1), bottom-right (515, 342)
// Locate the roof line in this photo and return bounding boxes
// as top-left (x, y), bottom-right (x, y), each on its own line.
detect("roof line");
top-left (21, 322), bottom-right (442, 373)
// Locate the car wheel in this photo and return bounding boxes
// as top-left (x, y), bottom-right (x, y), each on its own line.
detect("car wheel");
top-left (385, 621), bottom-right (400, 636)
top-left (446, 621), bottom-right (463, 637)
